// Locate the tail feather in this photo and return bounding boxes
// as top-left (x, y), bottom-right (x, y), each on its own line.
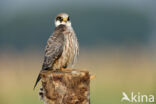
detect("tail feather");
top-left (33, 74), bottom-right (41, 90)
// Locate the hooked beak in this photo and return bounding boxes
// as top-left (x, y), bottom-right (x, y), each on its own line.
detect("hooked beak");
top-left (63, 17), bottom-right (68, 22)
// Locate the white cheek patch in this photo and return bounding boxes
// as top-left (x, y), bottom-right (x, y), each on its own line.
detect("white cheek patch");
top-left (55, 21), bottom-right (61, 27)
top-left (55, 21), bottom-right (71, 27)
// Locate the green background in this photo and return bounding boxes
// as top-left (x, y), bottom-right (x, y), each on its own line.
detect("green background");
top-left (0, 0), bottom-right (156, 104)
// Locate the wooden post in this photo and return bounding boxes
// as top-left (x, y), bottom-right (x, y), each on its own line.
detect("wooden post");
top-left (39, 69), bottom-right (90, 104)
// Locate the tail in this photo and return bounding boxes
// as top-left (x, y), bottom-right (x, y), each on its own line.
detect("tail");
top-left (33, 74), bottom-right (41, 90)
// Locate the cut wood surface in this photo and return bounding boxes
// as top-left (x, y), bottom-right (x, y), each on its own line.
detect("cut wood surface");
top-left (39, 69), bottom-right (90, 104)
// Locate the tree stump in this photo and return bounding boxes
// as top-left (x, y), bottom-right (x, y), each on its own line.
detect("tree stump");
top-left (39, 69), bottom-right (90, 104)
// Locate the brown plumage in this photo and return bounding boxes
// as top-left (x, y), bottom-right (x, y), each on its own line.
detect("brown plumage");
top-left (34, 13), bottom-right (79, 89)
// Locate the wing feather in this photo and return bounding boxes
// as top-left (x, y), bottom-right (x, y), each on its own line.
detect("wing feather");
top-left (42, 25), bottom-right (65, 70)
top-left (34, 25), bottom-right (66, 89)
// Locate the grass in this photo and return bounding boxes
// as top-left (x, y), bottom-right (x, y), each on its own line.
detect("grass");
top-left (0, 48), bottom-right (156, 104)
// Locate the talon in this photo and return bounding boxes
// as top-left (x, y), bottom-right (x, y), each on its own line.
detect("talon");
top-left (61, 68), bottom-right (71, 71)
top-left (61, 68), bottom-right (65, 71)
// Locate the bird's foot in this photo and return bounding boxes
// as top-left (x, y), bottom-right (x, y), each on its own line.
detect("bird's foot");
top-left (60, 68), bottom-right (72, 71)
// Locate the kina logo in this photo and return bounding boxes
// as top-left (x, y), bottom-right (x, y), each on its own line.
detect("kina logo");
top-left (121, 92), bottom-right (155, 103)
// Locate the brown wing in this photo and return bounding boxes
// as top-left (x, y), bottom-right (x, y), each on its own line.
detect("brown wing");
top-left (42, 25), bottom-right (66, 70)
top-left (34, 25), bottom-right (66, 89)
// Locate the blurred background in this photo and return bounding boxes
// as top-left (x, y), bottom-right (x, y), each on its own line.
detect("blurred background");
top-left (0, 0), bottom-right (156, 104)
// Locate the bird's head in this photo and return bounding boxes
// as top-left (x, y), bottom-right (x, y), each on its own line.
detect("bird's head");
top-left (55, 13), bottom-right (71, 27)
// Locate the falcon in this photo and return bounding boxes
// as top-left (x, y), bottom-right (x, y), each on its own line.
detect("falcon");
top-left (34, 13), bottom-right (79, 89)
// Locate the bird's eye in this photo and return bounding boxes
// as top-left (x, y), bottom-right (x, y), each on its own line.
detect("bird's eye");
top-left (56, 17), bottom-right (63, 21)
top-left (67, 16), bottom-right (70, 21)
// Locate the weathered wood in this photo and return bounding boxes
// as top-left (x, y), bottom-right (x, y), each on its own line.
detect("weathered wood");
top-left (39, 69), bottom-right (90, 104)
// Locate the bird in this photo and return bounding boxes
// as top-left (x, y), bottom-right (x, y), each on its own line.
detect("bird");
top-left (34, 13), bottom-right (79, 89)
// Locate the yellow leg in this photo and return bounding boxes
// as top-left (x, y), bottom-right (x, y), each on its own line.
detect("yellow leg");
top-left (60, 67), bottom-right (72, 71)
